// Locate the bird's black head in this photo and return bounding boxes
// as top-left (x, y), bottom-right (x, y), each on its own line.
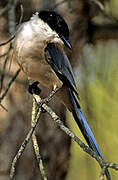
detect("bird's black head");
top-left (38, 10), bottom-right (72, 50)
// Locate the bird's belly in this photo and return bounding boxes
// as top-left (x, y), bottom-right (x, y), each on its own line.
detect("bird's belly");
top-left (13, 34), bottom-right (62, 90)
top-left (21, 58), bottom-right (62, 90)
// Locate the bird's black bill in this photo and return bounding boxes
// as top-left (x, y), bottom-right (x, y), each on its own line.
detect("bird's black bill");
top-left (61, 35), bottom-right (72, 50)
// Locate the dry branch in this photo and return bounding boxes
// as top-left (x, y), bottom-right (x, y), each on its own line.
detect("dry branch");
top-left (10, 87), bottom-right (118, 180)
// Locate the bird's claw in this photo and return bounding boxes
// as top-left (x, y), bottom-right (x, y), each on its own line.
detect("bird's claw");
top-left (28, 81), bottom-right (41, 95)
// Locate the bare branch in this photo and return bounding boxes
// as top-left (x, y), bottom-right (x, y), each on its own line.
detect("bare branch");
top-left (0, 4), bottom-right (24, 47)
top-left (10, 85), bottom-right (61, 180)
top-left (0, 46), bottom-right (11, 92)
top-left (88, 0), bottom-right (105, 11)
top-left (10, 87), bottom-right (118, 179)
top-left (18, 4), bottom-right (24, 25)
top-left (10, 102), bottom-right (42, 180)
top-left (31, 97), bottom-right (47, 180)
top-left (0, 35), bottom-right (15, 47)
top-left (0, 6), bottom-right (9, 16)
top-left (0, 68), bottom-right (21, 108)
top-left (34, 94), bottom-right (118, 175)
top-left (50, 0), bottom-right (73, 12)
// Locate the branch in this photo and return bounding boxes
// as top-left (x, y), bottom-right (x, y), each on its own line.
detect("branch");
top-left (50, 0), bottom-right (73, 12)
top-left (10, 90), bottom-right (118, 179)
top-left (0, 46), bottom-right (11, 92)
top-left (10, 85), bottom-right (61, 180)
top-left (0, 68), bottom-right (21, 110)
top-left (0, 5), bottom-right (9, 16)
top-left (33, 94), bottom-right (118, 179)
top-left (90, 0), bottom-right (104, 11)
top-left (0, 35), bottom-right (15, 47)
top-left (10, 98), bottom-right (42, 180)
top-left (31, 97), bottom-right (47, 180)
top-left (0, 4), bottom-right (23, 47)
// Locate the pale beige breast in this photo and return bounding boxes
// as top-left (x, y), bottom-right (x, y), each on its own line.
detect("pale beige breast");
top-left (13, 18), bottom-right (64, 90)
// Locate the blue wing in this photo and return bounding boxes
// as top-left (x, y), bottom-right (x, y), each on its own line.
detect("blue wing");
top-left (45, 43), bottom-right (78, 96)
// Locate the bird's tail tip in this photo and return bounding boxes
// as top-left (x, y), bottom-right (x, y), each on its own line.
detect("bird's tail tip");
top-left (73, 108), bottom-right (111, 180)
top-left (69, 89), bottom-right (111, 180)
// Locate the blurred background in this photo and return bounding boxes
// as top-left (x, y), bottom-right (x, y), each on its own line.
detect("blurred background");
top-left (0, 0), bottom-right (118, 180)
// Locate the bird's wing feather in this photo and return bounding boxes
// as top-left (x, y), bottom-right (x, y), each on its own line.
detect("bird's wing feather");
top-left (45, 43), bottom-right (78, 96)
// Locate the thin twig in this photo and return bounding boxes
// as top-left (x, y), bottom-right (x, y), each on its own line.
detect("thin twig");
top-left (89, 0), bottom-right (105, 11)
top-left (51, 0), bottom-right (73, 12)
top-left (0, 46), bottom-right (11, 92)
top-left (0, 68), bottom-right (21, 107)
top-left (52, 0), bottom-right (66, 9)
top-left (10, 104), bottom-right (42, 180)
top-left (0, 5), bottom-right (9, 16)
top-left (19, 4), bottom-right (24, 25)
top-left (0, 51), bottom-right (11, 59)
top-left (0, 35), bottom-right (15, 47)
top-left (31, 97), bottom-right (47, 180)
top-left (0, 4), bottom-right (23, 47)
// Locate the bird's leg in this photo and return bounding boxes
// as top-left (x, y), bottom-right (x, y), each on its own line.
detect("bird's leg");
top-left (28, 80), bottom-right (47, 113)
top-left (28, 81), bottom-right (61, 112)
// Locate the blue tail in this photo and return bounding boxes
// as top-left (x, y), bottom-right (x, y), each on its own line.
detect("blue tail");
top-left (69, 89), bottom-right (111, 180)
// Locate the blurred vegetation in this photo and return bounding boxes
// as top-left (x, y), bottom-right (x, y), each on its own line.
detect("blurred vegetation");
top-left (66, 1), bottom-right (118, 179)
top-left (110, 0), bottom-right (118, 17)
top-left (66, 41), bottom-right (118, 180)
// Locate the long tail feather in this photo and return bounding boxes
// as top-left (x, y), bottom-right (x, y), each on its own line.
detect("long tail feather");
top-left (69, 88), bottom-right (111, 180)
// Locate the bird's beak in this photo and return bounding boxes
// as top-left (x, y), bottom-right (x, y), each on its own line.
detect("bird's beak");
top-left (61, 35), bottom-right (72, 50)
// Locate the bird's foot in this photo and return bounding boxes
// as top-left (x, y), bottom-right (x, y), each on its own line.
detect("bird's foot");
top-left (28, 81), bottom-right (46, 113)
top-left (28, 81), bottom-right (41, 95)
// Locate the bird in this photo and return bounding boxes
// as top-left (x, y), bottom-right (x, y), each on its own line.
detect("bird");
top-left (13, 10), bottom-right (110, 179)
